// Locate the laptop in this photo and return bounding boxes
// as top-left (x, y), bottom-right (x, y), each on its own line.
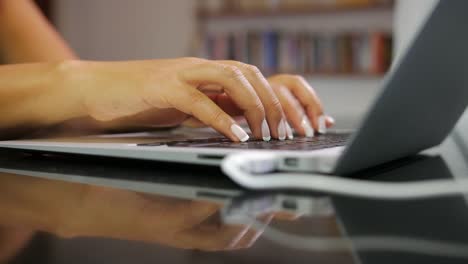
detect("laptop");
top-left (0, 148), bottom-right (333, 218)
top-left (1, 0), bottom-right (467, 175)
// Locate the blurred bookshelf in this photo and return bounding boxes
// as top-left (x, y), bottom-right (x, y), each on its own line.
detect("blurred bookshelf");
top-left (194, 0), bottom-right (394, 80)
top-left (198, 1), bottom-right (393, 19)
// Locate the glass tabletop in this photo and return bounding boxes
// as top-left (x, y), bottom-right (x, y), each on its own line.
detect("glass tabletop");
top-left (0, 136), bottom-right (467, 264)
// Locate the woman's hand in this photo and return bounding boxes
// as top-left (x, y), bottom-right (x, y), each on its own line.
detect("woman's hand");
top-left (0, 58), bottom-right (334, 140)
top-left (66, 58), bottom-right (333, 141)
top-left (268, 74), bottom-right (335, 137)
top-left (58, 185), bottom-right (272, 251)
top-left (0, 172), bottom-right (286, 252)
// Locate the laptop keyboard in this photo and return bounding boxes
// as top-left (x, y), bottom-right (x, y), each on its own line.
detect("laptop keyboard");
top-left (137, 133), bottom-right (351, 151)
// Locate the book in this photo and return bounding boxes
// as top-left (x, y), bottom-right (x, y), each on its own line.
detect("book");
top-left (202, 29), bottom-right (392, 76)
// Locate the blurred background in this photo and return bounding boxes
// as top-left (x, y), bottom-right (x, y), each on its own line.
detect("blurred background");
top-left (15, 0), bottom-right (468, 263)
top-left (35, 0), bottom-right (465, 131)
top-left (36, 0), bottom-right (401, 130)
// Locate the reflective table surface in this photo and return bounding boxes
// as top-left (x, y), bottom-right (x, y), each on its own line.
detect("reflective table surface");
top-left (1, 136), bottom-right (467, 264)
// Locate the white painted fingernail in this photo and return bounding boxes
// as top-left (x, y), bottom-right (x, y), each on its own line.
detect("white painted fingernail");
top-left (301, 116), bottom-right (314, 137)
top-left (286, 122), bottom-right (294, 140)
top-left (318, 115), bottom-right (327, 134)
top-left (231, 124), bottom-right (249, 142)
top-left (261, 119), bottom-right (271, 141)
top-left (278, 119), bottom-right (287, 141)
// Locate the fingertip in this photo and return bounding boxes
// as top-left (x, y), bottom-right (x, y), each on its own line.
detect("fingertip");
top-left (301, 116), bottom-right (315, 137)
top-left (326, 116), bottom-right (335, 128)
top-left (285, 122), bottom-right (294, 140)
top-left (318, 115), bottom-right (327, 134)
top-left (261, 119), bottom-right (271, 141)
top-left (278, 118), bottom-right (287, 141)
top-left (231, 124), bottom-right (250, 142)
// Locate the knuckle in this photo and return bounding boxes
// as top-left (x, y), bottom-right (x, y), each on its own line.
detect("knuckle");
top-left (291, 74), bottom-right (306, 82)
top-left (221, 65), bottom-right (244, 80)
top-left (211, 110), bottom-right (226, 126)
top-left (220, 59), bottom-right (238, 65)
top-left (188, 91), bottom-right (207, 106)
top-left (244, 64), bottom-right (262, 76)
top-left (284, 74), bottom-right (307, 85)
top-left (265, 98), bottom-right (284, 115)
top-left (182, 57), bottom-right (205, 64)
top-left (270, 83), bottom-right (284, 92)
top-left (270, 73), bottom-right (289, 82)
top-left (251, 101), bottom-right (266, 116)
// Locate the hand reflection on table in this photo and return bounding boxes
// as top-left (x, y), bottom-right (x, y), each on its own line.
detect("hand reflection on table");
top-left (3, 163), bottom-right (468, 263)
top-left (65, 185), bottom-right (280, 251)
top-left (0, 171), bottom-right (297, 262)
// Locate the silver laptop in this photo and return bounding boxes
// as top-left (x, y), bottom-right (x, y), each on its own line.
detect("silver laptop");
top-left (1, 0), bottom-right (467, 175)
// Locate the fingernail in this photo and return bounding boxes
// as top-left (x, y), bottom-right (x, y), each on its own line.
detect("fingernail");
top-left (278, 119), bottom-right (287, 141)
top-left (261, 119), bottom-right (271, 141)
top-left (301, 116), bottom-right (314, 137)
top-left (286, 122), bottom-right (294, 140)
top-left (231, 124), bottom-right (249, 142)
top-left (318, 115), bottom-right (327, 134)
top-left (327, 116), bottom-right (335, 125)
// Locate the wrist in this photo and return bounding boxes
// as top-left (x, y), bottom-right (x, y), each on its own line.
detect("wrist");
top-left (53, 60), bottom-right (91, 121)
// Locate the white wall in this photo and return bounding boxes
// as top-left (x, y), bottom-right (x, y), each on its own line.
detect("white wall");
top-left (54, 0), bottom-right (197, 60)
top-left (53, 0), bottom-right (389, 129)
top-left (54, 0), bottom-right (467, 131)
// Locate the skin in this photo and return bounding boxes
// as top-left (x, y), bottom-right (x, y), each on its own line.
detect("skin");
top-left (0, 59), bottom-right (334, 140)
top-left (1, 171), bottom-right (303, 258)
top-left (0, 0), bottom-right (334, 261)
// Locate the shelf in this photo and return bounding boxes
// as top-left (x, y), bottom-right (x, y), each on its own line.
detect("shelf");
top-left (271, 73), bottom-right (385, 81)
top-left (198, 2), bottom-right (394, 20)
top-left (260, 69), bottom-right (386, 78)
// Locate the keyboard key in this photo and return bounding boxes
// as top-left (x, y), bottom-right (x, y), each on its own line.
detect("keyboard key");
top-left (137, 133), bottom-right (351, 151)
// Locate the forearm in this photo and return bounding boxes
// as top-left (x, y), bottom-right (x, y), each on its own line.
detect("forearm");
top-left (0, 60), bottom-right (170, 139)
top-left (0, 0), bottom-right (76, 63)
top-left (0, 172), bottom-right (86, 234)
top-left (0, 62), bottom-right (87, 138)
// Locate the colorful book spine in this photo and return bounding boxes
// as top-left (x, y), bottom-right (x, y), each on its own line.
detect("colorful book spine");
top-left (202, 30), bottom-right (393, 75)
